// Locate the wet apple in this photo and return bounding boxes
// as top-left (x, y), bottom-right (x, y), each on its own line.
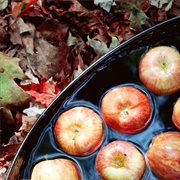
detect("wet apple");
top-left (101, 85), bottom-right (152, 134)
top-left (31, 158), bottom-right (82, 180)
top-left (139, 46), bottom-right (180, 95)
top-left (96, 140), bottom-right (146, 180)
top-left (172, 98), bottom-right (180, 130)
top-left (54, 106), bottom-right (104, 156)
top-left (146, 131), bottom-right (180, 180)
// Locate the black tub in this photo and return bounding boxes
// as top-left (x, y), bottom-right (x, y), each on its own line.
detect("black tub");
top-left (6, 16), bottom-right (180, 180)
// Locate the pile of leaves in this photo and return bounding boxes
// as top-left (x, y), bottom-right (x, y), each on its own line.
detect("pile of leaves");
top-left (0, 0), bottom-right (179, 178)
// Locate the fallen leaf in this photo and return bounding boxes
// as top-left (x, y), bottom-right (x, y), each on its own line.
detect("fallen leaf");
top-left (20, 78), bottom-right (61, 107)
top-left (94, 0), bottom-right (114, 12)
top-left (0, 52), bottom-right (30, 124)
top-left (21, 68), bottom-right (39, 84)
top-left (107, 22), bottom-right (135, 42)
top-left (129, 6), bottom-right (151, 32)
top-left (28, 34), bottom-right (72, 80)
top-left (12, 0), bottom-right (38, 18)
top-left (149, 0), bottom-right (173, 10)
top-left (0, 26), bottom-right (9, 49)
top-left (23, 106), bottom-right (45, 117)
top-left (0, 0), bottom-right (8, 11)
top-left (168, 0), bottom-right (180, 16)
top-left (18, 114), bottom-right (36, 132)
top-left (37, 20), bottom-right (69, 45)
top-left (87, 35), bottom-right (120, 56)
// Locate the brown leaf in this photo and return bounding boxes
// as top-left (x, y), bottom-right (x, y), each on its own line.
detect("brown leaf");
top-left (1, 143), bottom-right (21, 159)
top-left (0, 26), bottom-right (9, 49)
top-left (37, 20), bottom-right (69, 44)
top-left (108, 22), bottom-right (135, 42)
top-left (168, 0), bottom-right (180, 16)
top-left (28, 33), bottom-right (72, 80)
top-left (48, 0), bottom-right (107, 36)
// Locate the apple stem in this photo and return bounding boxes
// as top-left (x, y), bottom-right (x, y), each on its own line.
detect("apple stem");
top-left (112, 154), bottom-right (127, 168)
top-left (72, 128), bottom-right (80, 140)
top-left (122, 107), bottom-right (129, 115)
top-left (160, 60), bottom-right (167, 70)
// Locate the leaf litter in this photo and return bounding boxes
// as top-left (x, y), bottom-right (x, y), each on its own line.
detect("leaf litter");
top-left (0, 0), bottom-right (179, 178)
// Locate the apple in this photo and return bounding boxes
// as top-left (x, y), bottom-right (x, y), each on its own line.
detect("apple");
top-left (100, 86), bottom-right (152, 134)
top-left (54, 106), bottom-right (104, 156)
top-left (31, 158), bottom-right (82, 180)
top-left (146, 131), bottom-right (180, 180)
top-left (172, 98), bottom-right (180, 130)
top-left (95, 140), bottom-right (146, 180)
top-left (139, 46), bottom-right (180, 95)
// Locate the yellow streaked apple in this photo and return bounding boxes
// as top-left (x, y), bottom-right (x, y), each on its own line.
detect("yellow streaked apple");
top-left (31, 158), bottom-right (82, 180)
top-left (139, 46), bottom-right (180, 95)
top-left (54, 106), bottom-right (104, 156)
top-left (101, 86), bottom-right (152, 134)
top-left (95, 140), bottom-right (146, 180)
top-left (172, 98), bottom-right (180, 130)
top-left (146, 131), bottom-right (180, 180)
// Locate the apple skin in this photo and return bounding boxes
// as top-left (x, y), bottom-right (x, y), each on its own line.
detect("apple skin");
top-left (146, 131), bottom-right (180, 180)
top-left (95, 140), bottom-right (146, 180)
top-left (139, 46), bottom-right (180, 95)
top-left (54, 106), bottom-right (104, 156)
top-left (31, 158), bottom-right (82, 180)
top-left (101, 86), bottom-right (152, 134)
top-left (172, 98), bottom-right (180, 130)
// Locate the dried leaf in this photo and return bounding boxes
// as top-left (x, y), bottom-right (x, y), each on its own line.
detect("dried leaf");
top-left (12, 0), bottom-right (38, 18)
top-left (23, 106), bottom-right (45, 117)
top-left (19, 115), bottom-right (37, 132)
top-left (94, 0), bottom-right (114, 12)
top-left (108, 22), bottom-right (135, 42)
top-left (0, 26), bottom-right (9, 49)
top-left (149, 0), bottom-right (173, 10)
top-left (87, 35), bottom-right (120, 56)
top-left (0, 0), bottom-right (8, 11)
top-left (28, 34), bottom-right (72, 80)
top-left (21, 78), bottom-right (61, 107)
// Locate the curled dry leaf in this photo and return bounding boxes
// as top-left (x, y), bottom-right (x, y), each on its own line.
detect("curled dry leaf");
top-left (19, 115), bottom-right (37, 132)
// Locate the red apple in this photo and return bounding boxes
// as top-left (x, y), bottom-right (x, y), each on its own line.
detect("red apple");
top-left (172, 98), bottom-right (180, 130)
top-left (139, 46), bottom-right (180, 95)
top-left (31, 158), bottom-right (82, 180)
top-left (95, 140), bottom-right (146, 180)
top-left (146, 131), bottom-right (180, 180)
top-left (54, 106), bottom-right (104, 156)
top-left (101, 86), bottom-right (152, 134)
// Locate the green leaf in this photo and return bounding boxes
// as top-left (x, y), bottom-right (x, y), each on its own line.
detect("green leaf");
top-left (0, 0), bottom-right (8, 11)
top-left (129, 7), bottom-right (151, 32)
top-left (0, 52), bottom-right (30, 123)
